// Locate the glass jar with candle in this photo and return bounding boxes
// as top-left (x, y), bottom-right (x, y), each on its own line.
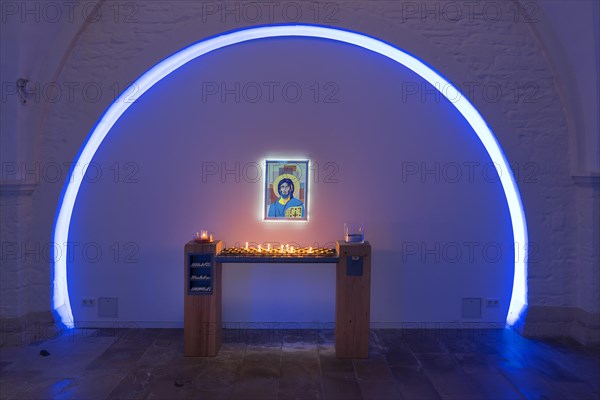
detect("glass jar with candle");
top-left (193, 230), bottom-right (212, 243)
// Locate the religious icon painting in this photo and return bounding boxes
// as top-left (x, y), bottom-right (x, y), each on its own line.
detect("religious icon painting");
top-left (264, 160), bottom-right (309, 221)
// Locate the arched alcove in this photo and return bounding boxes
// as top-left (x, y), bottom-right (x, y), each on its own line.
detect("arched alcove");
top-left (52, 26), bottom-right (527, 329)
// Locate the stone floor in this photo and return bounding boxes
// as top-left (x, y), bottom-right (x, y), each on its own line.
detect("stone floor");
top-left (0, 328), bottom-right (599, 399)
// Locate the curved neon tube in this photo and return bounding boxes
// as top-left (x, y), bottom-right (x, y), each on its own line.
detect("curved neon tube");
top-left (53, 25), bottom-right (528, 328)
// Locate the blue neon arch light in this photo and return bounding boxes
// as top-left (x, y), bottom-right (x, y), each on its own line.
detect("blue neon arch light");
top-left (53, 25), bottom-right (528, 328)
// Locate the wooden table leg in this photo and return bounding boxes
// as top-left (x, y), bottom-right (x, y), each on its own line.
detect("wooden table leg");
top-left (184, 240), bottom-right (222, 357)
top-left (335, 241), bottom-right (371, 358)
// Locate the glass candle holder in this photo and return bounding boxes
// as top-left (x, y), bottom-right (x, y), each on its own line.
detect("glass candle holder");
top-left (344, 222), bottom-right (364, 243)
top-left (193, 230), bottom-right (211, 242)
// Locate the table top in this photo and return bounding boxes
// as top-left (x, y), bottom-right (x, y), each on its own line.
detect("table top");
top-left (214, 247), bottom-right (339, 263)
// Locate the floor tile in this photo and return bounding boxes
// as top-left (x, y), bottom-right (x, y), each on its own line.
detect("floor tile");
top-left (416, 353), bottom-right (488, 399)
top-left (390, 365), bottom-right (442, 400)
top-left (278, 389), bottom-right (322, 400)
top-left (231, 376), bottom-right (279, 399)
top-left (403, 330), bottom-right (450, 354)
top-left (280, 351), bottom-right (320, 392)
top-left (358, 379), bottom-right (404, 400)
top-left (321, 374), bottom-right (362, 400)
top-left (353, 356), bottom-right (394, 381)
top-left (53, 368), bottom-right (128, 400)
top-left (105, 366), bottom-right (155, 399)
top-left (495, 359), bottom-right (569, 400)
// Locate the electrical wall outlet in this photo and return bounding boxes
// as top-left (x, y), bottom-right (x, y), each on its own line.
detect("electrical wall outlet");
top-left (486, 298), bottom-right (499, 308)
top-left (82, 297), bottom-right (95, 307)
top-left (98, 297), bottom-right (118, 318)
top-left (461, 298), bottom-right (482, 318)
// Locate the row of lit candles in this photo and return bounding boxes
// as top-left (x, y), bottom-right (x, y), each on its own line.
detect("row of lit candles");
top-left (243, 242), bottom-right (314, 254)
top-left (196, 230), bottom-right (325, 254)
